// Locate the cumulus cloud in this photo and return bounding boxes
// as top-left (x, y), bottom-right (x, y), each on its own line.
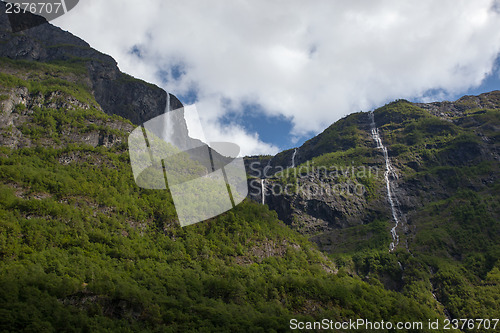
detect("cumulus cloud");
top-left (53, 0), bottom-right (500, 155)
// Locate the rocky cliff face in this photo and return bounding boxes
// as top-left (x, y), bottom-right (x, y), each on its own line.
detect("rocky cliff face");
top-left (0, 85), bottom-right (133, 149)
top-left (249, 91), bottom-right (500, 254)
top-left (0, 1), bottom-right (181, 125)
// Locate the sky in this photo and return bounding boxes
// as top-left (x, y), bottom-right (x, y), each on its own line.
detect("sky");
top-left (52, 0), bottom-right (500, 156)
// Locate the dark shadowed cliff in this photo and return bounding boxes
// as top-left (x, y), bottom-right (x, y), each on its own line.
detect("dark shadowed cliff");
top-left (0, 1), bottom-right (182, 125)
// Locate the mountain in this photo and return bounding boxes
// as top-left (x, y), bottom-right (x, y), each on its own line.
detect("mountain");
top-left (0, 1), bottom-right (182, 125)
top-left (1, 4), bottom-right (499, 332)
top-left (249, 91), bottom-right (500, 321)
top-left (253, 92), bottom-right (500, 248)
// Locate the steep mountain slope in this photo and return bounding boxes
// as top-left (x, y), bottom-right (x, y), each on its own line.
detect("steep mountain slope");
top-left (0, 54), bottom-right (450, 333)
top-left (0, 1), bottom-right (182, 125)
top-left (0, 8), bottom-right (464, 333)
top-left (257, 94), bottom-right (499, 247)
top-left (252, 92), bottom-right (500, 321)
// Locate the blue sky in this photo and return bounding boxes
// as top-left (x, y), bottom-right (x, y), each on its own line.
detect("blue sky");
top-left (460, 56), bottom-right (500, 97)
top-left (54, 0), bottom-right (500, 156)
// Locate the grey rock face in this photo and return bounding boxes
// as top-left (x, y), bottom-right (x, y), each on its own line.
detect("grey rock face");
top-left (0, 87), bottom-right (133, 149)
top-left (247, 91), bottom-right (500, 254)
top-left (0, 1), bottom-right (181, 125)
top-left (259, 167), bottom-right (379, 236)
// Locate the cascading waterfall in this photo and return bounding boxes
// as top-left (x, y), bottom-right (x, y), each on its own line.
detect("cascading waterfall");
top-left (260, 158), bottom-right (272, 205)
top-left (369, 112), bottom-right (402, 252)
top-left (162, 93), bottom-right (172, 142)
top-left (290, 148), bottom-right (298, 168)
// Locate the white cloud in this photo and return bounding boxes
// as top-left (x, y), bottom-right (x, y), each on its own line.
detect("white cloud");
top-left (183, 103), bottom-right (280, 156)
top-left (53, 0), bottom-right (500, 155)
top-left (201, 121), bottom-right (279, 157)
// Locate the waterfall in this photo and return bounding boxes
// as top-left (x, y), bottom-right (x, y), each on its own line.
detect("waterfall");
top-left (162, 93), bottom-right (173, 143)
top-left (369, 112), bottom-right (402, 252)
top-left (290, 148), bottom-right (298, 168)
top-left (261, 179), bottom-right (266, 204)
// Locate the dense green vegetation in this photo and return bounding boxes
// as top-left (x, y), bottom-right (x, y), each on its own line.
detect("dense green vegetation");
top-left (291, 112), bottom-right (366, 163)
top-left (269, 98), bottom-right (499, 330)
top-left (0, 61), bottom-right (447, 331)
top-left (1, 57), bottom-right (499, 332)
top-left (321, 99), bottom-right (500, 325)
top-left (0, 144), bottom-right (450, 332)
top-left (0, 56), bottom-right (98, 115)
top-left (0, 57), bottom-right (88, 76)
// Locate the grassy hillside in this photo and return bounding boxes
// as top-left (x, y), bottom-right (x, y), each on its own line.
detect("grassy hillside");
top-left (0, 58), bottom-right (462, 332)
top-left (275, 97), bottom-right (500, 325)
top-left (0, 151), bottom-right (444, 331)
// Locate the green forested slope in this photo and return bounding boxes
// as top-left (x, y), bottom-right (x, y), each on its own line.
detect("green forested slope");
top-left (0, 58), bottom-right (457, 332)
top-left (1, 58), bottom-right (499, 332)
top-left (272, 97), bottom-right (500, 327)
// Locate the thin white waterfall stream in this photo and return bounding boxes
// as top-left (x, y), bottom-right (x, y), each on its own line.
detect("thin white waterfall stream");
top-left (162, 93), bottom-right (173, 142)
top-left (369, 112), bottom-right (401, 252)
top-left (290, 148), bottom-right (298, 168)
